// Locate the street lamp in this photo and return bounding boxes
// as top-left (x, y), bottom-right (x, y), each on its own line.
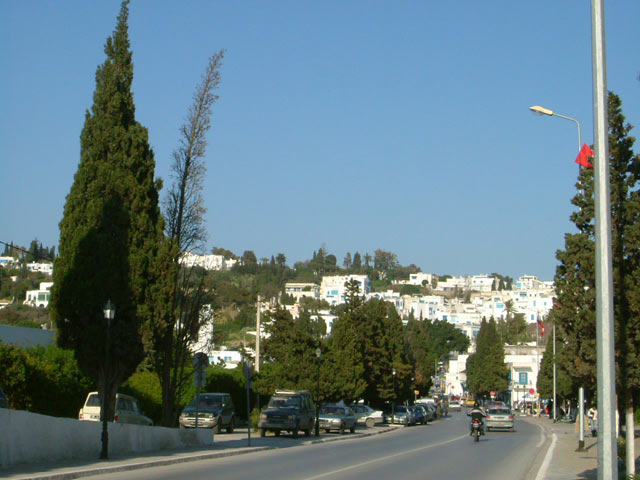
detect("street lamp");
top-left (529, 105), bottom-right (582, 152)
top-left (391, 368), bottom-right (397, 424)
top-left (315, 347), bottom-right (321, 437)
top-left (100, 300), bottom-right (115, 460)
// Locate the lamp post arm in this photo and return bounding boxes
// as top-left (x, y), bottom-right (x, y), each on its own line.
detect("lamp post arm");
top-left (552, 113), bottom-right (582, 151)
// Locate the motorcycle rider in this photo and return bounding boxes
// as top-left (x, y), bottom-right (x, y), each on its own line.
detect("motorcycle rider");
top-left (468, 401), bottom-right (486, 436)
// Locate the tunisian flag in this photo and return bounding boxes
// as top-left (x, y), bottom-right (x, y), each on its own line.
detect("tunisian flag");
top-left (575, 143), bottom-right (594, 168)
top-left (537, 316), bottom-right (546, 337)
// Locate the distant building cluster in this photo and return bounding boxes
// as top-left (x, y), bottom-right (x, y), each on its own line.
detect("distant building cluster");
top-left (179, 252), bottom-right (238, 271)
top-left (0, 257), bottom-right (54, 275)
top-left (281, 273), bottom-right (554, 341)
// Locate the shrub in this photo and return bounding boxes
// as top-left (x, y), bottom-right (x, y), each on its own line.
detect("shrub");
top-left (121, 371), bottom-right (163, 424)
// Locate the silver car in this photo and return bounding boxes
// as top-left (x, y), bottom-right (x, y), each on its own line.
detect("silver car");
top-left (319, 405), bottom-right (356, 434)
top-left (485, 407), bottom-right (515, 432)
top-left (350, 404), bottom-right (384, 427)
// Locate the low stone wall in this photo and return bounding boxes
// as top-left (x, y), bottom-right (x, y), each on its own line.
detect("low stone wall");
top-left (0, 409), bottom-right (213, 468)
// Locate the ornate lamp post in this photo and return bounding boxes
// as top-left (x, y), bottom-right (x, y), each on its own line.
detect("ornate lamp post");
top-left (100, 300), bottom-right (115, 460)
top-left (315, 347), bottom-right (322, 436)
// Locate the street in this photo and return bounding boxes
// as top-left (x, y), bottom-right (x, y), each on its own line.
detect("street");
top-left (85, 412), bottom-right (546, 480)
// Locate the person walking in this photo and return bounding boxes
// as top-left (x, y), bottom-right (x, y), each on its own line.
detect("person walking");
top-left (587, 405), bottom-right (598, 437)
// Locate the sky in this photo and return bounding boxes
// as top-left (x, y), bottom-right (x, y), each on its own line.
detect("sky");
top-left (1, 1), bottom-right (639, 281)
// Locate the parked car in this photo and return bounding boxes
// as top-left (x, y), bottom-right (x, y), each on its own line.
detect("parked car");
top-left (417, 402), bottom-right (436, 421)
top-left (409, 405), bottom-right (427, 425)
top-left (485, 406), bottom-right (515, 432)
top-left (449, 400), bottom-right (462, 412)
top-left (258, 390), bottom-right (315, 437)
top-left (179, 393), bottom-right (235, 433)
top-left (78, 392), bottom-right (153, 426)
top-left (319, 404), bottom-right (356, 434)
top-left (0, 386), bottom-right (7, 408)
top-left (387, 405), bottom-right (415, 426)
top-left (350, 404), bottom-right (384, 427)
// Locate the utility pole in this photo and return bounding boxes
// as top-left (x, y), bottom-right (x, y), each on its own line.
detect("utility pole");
top-left (591, 1), bottom-right (617, 478)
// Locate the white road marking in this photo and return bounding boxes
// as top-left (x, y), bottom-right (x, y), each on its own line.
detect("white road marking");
top-left (537, 423), bottom-right (545, 448)
top-left (534, 432), bottom-right (557, 480)
top-left (300, 434), bottom-right (468, 480)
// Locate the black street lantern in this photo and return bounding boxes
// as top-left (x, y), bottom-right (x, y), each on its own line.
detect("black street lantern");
top-left (100, 300), bottom-right (115, 460)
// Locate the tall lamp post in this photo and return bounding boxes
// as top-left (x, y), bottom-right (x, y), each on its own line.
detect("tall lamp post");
top-left (100, 300), bottom-right (115, 460)
top-left (315, 348), bottom-right (321, 437)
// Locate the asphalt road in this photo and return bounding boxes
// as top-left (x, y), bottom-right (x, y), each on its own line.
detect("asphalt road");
top-left (85, 411), bottom-right (546, 480)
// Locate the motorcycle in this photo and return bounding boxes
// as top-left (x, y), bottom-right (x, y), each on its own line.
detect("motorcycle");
top-left (471, 419), bottom-right (482, 442)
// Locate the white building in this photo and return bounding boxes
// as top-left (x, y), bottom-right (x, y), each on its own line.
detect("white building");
top-left (505, 342), bottom-right (545, 407)
top-left (179, 252), bottom-right (237, 271)
top-left (0, 257), bottom-right (17, 268)
top-left (26, 262), bottom-right (53, 275)
top-left (284, 282), bottom-right (320, 301)
top-left (320, 275), bottom-right (371, 305)
top-left (24, 282), bottom-right (53, 308)
top-left (209, 348), bottom-right (244, 369)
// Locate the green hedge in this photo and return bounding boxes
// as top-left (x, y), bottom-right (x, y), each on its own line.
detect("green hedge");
top-left (0, 343), bottom-right (93, 418)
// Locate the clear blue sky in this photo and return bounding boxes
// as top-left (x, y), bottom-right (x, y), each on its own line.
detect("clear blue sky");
top-left (2, 1), bottom-right (639, 281)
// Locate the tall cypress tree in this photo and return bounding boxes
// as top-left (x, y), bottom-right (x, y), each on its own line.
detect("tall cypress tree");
top-left (51, 0), bottom-right (164, 423)
top-left (466, 318), bottom-right (508, 399)
top-left (552, 92), bottom-right (640, 423)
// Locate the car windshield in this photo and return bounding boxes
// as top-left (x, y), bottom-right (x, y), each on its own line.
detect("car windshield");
top-left (268, 395), bottom-right (301, 409)
top-left (189, 396), bottom-right (222, 408)
top-left (320, 406), bottom-right (345, 415)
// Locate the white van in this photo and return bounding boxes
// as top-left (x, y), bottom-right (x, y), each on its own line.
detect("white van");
top-left (78, 392), bottom-right (153, 426)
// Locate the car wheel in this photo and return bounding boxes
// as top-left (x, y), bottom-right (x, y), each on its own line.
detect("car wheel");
top-left (260, 428), bottom-right (266, 437)
top-left (365, 418), bottom-right (375, 428)
top-left (226, 417), bottom-right (235, 434)
top-left (325, 429), bottom-right (331, 433)
top-left (274, 429), bottom-right (281, 437)
top-left (215, 419), bottom-right (222, 434)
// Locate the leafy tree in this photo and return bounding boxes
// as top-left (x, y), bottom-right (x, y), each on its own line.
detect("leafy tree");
top-left (255, 305), bottom-right (319, 395)
top-left (552, 92), bottom-right (640, 428)
top-left (496, 300), bottom-right (528, 344)
top-left (343, 252), bottom-right (352, 269)
top-left (536, 332), bottom-right (574, 401)
top-left (296, 309), bottom-right (327, 339)
top-left (323, 280), bottom-right (367, 403)
top-left (147, 50), bottom-right (224, 426)
top-left (374, 249), bottom-right (399, 272)
top-left (51, 0), bottom-right (164, 424)
top-left (466, 318), bottom-right (508, 398)
top-left (352, 252), bottom-right (362, 269)
top-left (212, 247), bottom-right (236, 259)
top-left (275, 253), bottom-right (286, 267)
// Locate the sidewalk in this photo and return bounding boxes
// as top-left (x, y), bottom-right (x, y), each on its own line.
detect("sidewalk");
top-left (1, 425), bottom-right (402, 480)
top-left (524, 415), bottom-right (640, 480)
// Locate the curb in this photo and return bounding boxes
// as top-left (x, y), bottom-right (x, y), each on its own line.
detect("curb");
top-left (10, 425), bottom-right (402, 480)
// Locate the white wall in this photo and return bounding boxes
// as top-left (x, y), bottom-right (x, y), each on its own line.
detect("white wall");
top-left (0, 409), bottom-right (213, 468)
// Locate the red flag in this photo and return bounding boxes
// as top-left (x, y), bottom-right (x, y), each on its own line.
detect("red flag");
top-left (537, 316), bottom-right (545, 337)
top-left (575, 143), bottom-right (594, 168)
